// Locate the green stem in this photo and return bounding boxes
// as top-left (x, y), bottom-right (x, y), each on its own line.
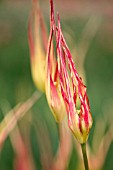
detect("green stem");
top-left (81, 143), bottom-right (89, 170)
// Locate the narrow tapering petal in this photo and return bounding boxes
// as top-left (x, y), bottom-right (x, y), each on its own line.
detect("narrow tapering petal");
top-left (45, 3), bottom-right (66, 122)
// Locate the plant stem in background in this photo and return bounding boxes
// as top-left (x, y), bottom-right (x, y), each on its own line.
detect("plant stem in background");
top-left (0, 91), bottom-right (41, 146)
top-left (51, 121), bottom-right (72, 170)
top-left (81, 143), bottom-right (89, 170)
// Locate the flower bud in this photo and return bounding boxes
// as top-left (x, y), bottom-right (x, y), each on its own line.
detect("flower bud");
top-left (56, 15), bottom-right (93, 143)
top-left (28, 0), bottom-right (47, 92)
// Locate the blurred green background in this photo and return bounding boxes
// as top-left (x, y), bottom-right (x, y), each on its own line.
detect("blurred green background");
top-left (0, 0), bottom-right (113, 170)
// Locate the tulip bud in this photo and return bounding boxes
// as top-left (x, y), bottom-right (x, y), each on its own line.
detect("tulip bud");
top-left (28, 0), bottom-right (48, 92)
top-left (56, 15), bottom-right (93, 143)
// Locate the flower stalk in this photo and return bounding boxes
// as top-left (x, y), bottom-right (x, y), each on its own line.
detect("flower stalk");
top-left (81, 143), bottom-right (89, 170)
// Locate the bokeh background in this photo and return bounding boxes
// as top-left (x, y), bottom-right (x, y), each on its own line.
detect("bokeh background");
top-left (0, 0), bottom-right (113, 170)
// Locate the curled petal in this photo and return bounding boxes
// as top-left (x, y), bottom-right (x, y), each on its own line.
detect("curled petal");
top-left (49, 75), bottom-right (66, 122)
top-left (45, 20), bottom-right (66, 122)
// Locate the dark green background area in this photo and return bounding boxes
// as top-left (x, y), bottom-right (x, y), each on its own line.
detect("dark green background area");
top-left (0, 0), bottom-right (113, 170)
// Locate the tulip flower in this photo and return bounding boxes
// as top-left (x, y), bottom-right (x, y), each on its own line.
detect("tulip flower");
top-left (45, 1), bottom-right (66, 122)
top-left (46, 0), bottom-right (92, 143)
top-left (56, 16), bottom-right (93, 144)
top-left (28, 0), bottom-right (48, 92)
